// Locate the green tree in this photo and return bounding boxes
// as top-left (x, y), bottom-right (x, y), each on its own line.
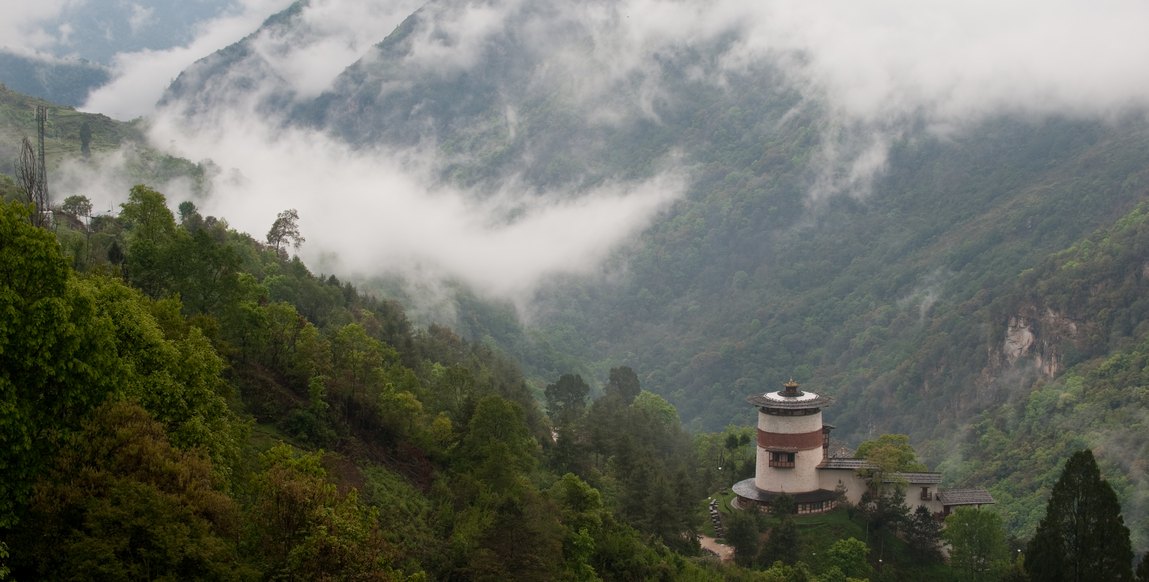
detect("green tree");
top-left (79, 121), bottom-right (91, 158)
top-left (0, 201), bottom-right (121, 525)
top-left (81, 276), bottom-right (241, 473)
top-left (855, 433), bottom-right (919, 551)
top-left (821, 537), bottom-right (872, 580)
top-left (0, 175), bottom-right (22, 203)
top-left (459, 396), bottom-right (538, 493)
top-left (771, 493), bottom-right (797, 517)
top-left (1025, 449), bottom-right (1133, 582)
top-left (549, 472), bottom-right (606, 534)
top-left (13, 400), bottom-right (248, 580)
top-left (164, 226), bottom-right (243, 314)
top-left (61, 194), bottom-right (92, 224)
top-left (631, 390), bottom-right (681, 428)
top-left (120, 184), bottom-right (176, 244)
top-left (545, 373), bottom-right (589, 428)
top-left (944, 507), bottom-right (1009, 581)
top-left (0, 540), bottom-right (8, 581)
top-left (725, 506), bottom-right (760, 568)
top-left (757, 516), bottom-right (799, 567)
top-left (855, 434), bottom-right (928, 473)
top-left (266, 208), bottom-right (304, 256)
top-left (905, 505), bottom-right (943, 560)
top-left (248, 444), bottom-right (402, 579)
top-left (605, 366), bottom-right (641, 405)
top-left (1136, 553), bottom-right (1149, 582)
top-left (119, 185), bottom-right (177, 296)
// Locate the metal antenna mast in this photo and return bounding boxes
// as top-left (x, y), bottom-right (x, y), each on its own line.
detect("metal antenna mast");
top-left (35, 105), bottom-right (49, 214)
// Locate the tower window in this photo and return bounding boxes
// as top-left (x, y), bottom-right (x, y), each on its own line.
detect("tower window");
top-left (769, 451), bottom-right (795, 468)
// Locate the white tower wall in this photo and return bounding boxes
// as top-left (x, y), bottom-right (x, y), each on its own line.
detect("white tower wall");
top-left (753, 408), bottom-right (825, 494)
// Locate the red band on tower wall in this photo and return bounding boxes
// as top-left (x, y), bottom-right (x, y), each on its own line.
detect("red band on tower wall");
top-left (757, 428), bottom-right (824, 450)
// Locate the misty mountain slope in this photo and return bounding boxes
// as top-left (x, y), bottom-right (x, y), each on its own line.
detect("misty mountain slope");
top-left (0, 51), bottom-right (109, 107)
top-left (301, 0), bottom-right (712, 189)
top-left (162, 2), bottom-right (309, 120)
top-left (162, 0), bottom-right (428, 128)
top-left (168, 0), bottom-right (793, 195)
top-left (159, 0), bottom-right (1149, 442)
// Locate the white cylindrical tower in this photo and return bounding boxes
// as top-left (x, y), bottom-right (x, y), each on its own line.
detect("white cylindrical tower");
top-left (747, 380), bottom-right (831, 494)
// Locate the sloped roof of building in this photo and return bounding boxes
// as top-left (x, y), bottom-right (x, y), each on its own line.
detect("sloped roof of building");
top-left (887, 472), bottom-right (942, 485)
top-left (938, 489), bottom-right (995, 505)
top-left (818, 458), bottom-right (870, 470)
top-left (817, 459), bottom-right (943, 484)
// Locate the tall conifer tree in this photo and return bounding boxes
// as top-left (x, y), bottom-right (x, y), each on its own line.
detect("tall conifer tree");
top-left (1025, 449), bottom-right (1132, 582)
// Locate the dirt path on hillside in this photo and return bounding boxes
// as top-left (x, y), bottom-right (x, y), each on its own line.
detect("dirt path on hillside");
top-left (698, 535), bottom-right (733, 561)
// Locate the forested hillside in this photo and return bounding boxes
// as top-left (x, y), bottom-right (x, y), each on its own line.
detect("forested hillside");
top-left (152, 0), bottom-right (1149, 551)
top-left (0, 191), bottom-right (723, 579)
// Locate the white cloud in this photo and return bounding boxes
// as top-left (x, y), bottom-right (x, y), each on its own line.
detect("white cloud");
top-left (145, 109), bottom-right (684, 302)
top-left (0, 0), bottom-right (72, 54)
top-left (372, 0), bottom-right (1149, 202)
top-left (603, 0), bottom-right (1149, 125)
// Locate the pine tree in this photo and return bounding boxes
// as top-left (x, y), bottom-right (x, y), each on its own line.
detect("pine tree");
top-left (905, 505), bottom-right (943, 560)
top-left (1025, 449), bottom-right (1133, 582)
top-left (758, 516), bottom-right (799, 567)
top-left (725, 507), bottom-right (760, 568)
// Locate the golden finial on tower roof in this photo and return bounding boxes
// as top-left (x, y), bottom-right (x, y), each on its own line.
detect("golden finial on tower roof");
top-left (782, 378), bottom-right (802, 396)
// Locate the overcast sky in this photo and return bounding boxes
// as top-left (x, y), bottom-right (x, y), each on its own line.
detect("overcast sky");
top-left (14, 0), bottom-right (1149, 310)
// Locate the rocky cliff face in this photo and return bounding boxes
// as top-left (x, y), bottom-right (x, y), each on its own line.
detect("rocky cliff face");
top-left (992, 305), bottom-right (1083, 383)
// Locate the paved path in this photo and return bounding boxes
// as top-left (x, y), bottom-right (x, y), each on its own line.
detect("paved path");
top-left (698, 535), bottom-right (734, 561)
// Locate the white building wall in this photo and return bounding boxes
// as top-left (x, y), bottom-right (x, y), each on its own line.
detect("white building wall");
top-left (815, 471), bottom-right (947, 514)
top-left (758, 411), bottom-right (823, 434)
top-left (902, 486), bottom-right (945, 514)
top-left (755, 444), bottom-right (824, 492)
top-left (818, 470), bottom-right (867, 505)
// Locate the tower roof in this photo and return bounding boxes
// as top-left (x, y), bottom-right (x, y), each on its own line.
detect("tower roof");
top-left (746, 379), bottom-right (833, 410)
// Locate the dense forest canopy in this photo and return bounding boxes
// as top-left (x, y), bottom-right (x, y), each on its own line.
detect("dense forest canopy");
top-left (0, 192), bottom-right (731, 579)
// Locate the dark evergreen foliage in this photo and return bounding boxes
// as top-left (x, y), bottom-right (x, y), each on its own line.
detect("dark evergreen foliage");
top-left (605, 366), bottom-right (642, 405)
top-left (1025, 449), bottom-right (1133, 582)
top-left (904, 505), bottom-right (943, 561)
top-left (545, 373), bottom-right (590, 427)
top-left (758, 517), bottom-right (800, 567)
top-left (724, 508), bottom-right (760, 568)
